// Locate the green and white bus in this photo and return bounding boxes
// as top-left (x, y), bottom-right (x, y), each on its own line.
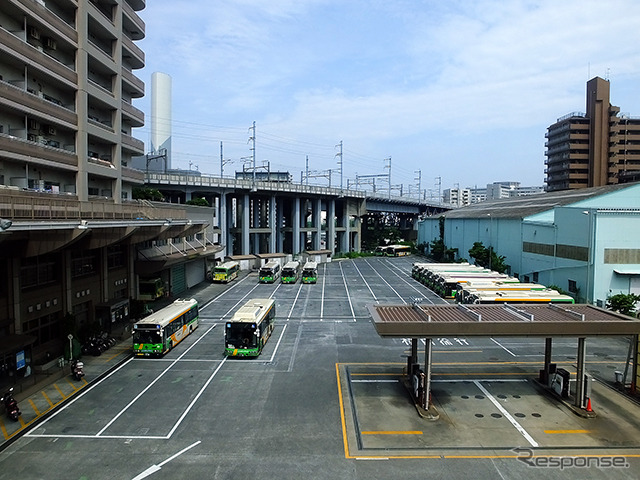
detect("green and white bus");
top-left (224, 298), bottom-right (276, 357)
top-left (133, 298), bottom-right (199, 357)
top-left (138, 277), bottom-right (165, 301)
top-left (259, 260), bottom-right (281, 283)
top-left (212, 261), bottom-right (239, 283)
top-left (281, 261), bottom-right (300, 284)
top-left (301, 261), bottom-right (318, 284)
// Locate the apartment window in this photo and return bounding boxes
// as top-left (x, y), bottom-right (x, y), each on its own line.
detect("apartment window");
top-left (71, 250), bottom-right (97, 277)
top-left (21, 255), bottom-right (59, 289)
top-left (568, 280), bottom-right (577, 293)
top-left (107, 245), bottom-right (125, 269)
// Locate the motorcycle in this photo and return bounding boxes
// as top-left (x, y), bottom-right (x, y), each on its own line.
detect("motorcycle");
top-left (71, 359), bottom-right (85, 381)
top-left (1, 387), bottom-right (21, 421)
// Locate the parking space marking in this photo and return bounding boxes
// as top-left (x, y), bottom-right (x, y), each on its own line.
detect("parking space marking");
top-left (473, 380), bottom-right (538, 447)
top-left (362, 431), bottom-right (423, 435)
top-left (544, 430), bottom-right (592, 434)
top-left (491, 338), bottom-right (517, 357)
top-left (338, 262), bottom-right (356, 320)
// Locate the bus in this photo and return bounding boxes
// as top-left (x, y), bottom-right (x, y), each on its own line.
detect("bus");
top-left (455, 282), bottom-right (548, 303)
top-left (132, 298), bottom-right (199, 357)
top-left (259, 261), bottom-right (281, 283)
top-left (467, 290), bottom-right (575, 305)
top-left (301, 261), bottom-right (318, 284)
top-left (212, 261), bottom-right (239, 283)
top-left (138, 278), bottom-right (165, 301)
top-left (385, 244), bottom-right (411, 256)
top-left (281, 261), bottom-right (300, 284)
top-left (374, 246), bottom-right (387, 256)
top-left (224, 298), bottom-right (276, 357)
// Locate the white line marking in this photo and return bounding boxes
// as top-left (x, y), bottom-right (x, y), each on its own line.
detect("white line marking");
top-left (350, 260), bottom-right (378, 302)
top-left (339, 261), bottom-right (356, 320)
top-left (165, 359), bottom-right (227, 438)
top-left (362, 258), bottom-right (406, 304)
top-left (132, 440), bottom-right (202, 480)
top-left (320, 263), bottom-right (326, 320)
top-left (96, 324), bottom-right (217, 436)
top-left (473, 380), bottom-right (538, 447)
top-left (266, 324), bottom-right (288, 364)
top-left (25, 357), bottom-right (134, 435)
top-left (351, 379), bottom-right (399, 383)
top-left (287, 283), bottom-right (303, 320)
top-left (491, 338), bottom-right (517, 357)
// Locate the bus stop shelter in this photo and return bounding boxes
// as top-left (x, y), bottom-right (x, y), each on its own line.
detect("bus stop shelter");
top-left (368, 303), bottom-right (640, 413)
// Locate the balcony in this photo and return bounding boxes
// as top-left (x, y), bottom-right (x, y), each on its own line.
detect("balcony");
top-left (122, 1), bottom-right (145, 40)
top-left (122, 68), bottom-right (144, 98)
top-left (126, 0), bottom-right (146, 12)
top-left (122, 133), bottom-right (144, 154)
top-left (0, 133), bottom-right (78, 169)
top-left (122, 166), bottom-right (145, 184)
top-left (0, 28), bottom-right (77, 85)
top-left (9, 0), bottom-right (78, 42)
top-left (121, 100), bottom-right (144, 127)
top-left (122, 35), bottom-right (144, 69)
top-left (0, 80), bottom-right (77, 127)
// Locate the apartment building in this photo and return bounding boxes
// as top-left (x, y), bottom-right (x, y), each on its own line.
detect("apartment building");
top-left (0, 0), bottom-right (146, 200)
top-left (545, 77), bottom-right (640, 192)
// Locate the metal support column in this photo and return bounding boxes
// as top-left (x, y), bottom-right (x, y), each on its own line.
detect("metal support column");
top-left (543, 337), bottom-right (552, 384)
top-left (252, 197), bottom-right (260, 254)
top-left (424, 337), bottom-right (432, 410)
top-left (575, 337), bottom-right (586, 408)
top-left (277, 200), bottom-right (284, 252)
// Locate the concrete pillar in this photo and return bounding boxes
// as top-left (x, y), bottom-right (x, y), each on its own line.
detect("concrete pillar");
top-left (220, 193), bottom-right (228, 257)
top-left (313, 198), bottom-right (322, 250)
top-left (277, 200), bottom-right (284, 252)
top-left (292, 197), bottom-right (301, 254)
top-left (328, 199), bottom-right (336, 254)
top-left (252, 197), bottom-right (260, 254)
top-left (269, 195), bottom-right (277, 253)
top-left (543, 337), bottom-right (553, 384)
top-left (342, 202), bottom-right (350, 253)
top-left (242, 194), bottom-right (250, 255)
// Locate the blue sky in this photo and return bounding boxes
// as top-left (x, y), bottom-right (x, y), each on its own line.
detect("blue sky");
top-left (134, 0), bottom-right (640, 198)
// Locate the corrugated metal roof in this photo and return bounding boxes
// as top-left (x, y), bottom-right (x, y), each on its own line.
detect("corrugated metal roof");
top-left (431, 183), bottom-right (635, 220)
top-left (368, 303), bottom-right (640, 337)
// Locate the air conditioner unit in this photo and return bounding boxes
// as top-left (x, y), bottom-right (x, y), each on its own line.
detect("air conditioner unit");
top-left (29, 27), bottom-right (41, 40)
top-left (29, 119), bottom-right (41, 130)
top-left (47, 125), bottom-right (56, 135)
top-left (44, 37), bottom-right (57, 50)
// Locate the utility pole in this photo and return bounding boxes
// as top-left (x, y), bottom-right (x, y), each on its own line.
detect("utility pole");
top-left (384, 157), bottom-right (391, 199)
top-left (220, 141), bottom-right (232, 178)
top-left (336, 141), bottom-right (343, 192)
top-left (305, 155), bottom-right (309, 186)
top-left (249, 121), bottom-right (256, 191)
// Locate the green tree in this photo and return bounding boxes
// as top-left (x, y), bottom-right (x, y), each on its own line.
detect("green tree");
top-left (186, 197), bottom-right (210, 207)
top-left (133, 187), bottom-right (163, 201)
top-left (606, 293), bottom-right (640, 317)
top-left (468, 241), bottom-right (508, 273)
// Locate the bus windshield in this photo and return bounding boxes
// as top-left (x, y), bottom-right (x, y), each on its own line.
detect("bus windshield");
top-left (226, 323), bottom-right (257, 348)
top-left (132, 328), bottom-right (162, 345)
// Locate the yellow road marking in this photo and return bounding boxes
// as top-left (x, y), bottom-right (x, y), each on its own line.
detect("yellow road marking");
top-left (42, 391), bottom-right (54, 407)
top-left (362, 431), bottom-right (423, 435)
top-left (0, 418), bottom-right (8, 440)
top-left (28, 399), bottom-right (41, 416)
top-left (66, 377), bottom-right (79, 391)
top-left (53, 383), bottom-right (67, 399)
top-left (544, 429), bottom-right (592, 434)
top-left (336, 363), bottom-right (351, 458)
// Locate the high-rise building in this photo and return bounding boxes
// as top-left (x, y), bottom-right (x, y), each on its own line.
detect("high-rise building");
top-left (545, 77), bottom-right (640, 192)
top-left (151, 72), bottom-right (171, 167)
top-left (0, 0), bottom-right (146, 201)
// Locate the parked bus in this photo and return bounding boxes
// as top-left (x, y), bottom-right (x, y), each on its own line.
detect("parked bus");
top-left (224, 298), bottom-right (276, 357)
top-left (374, 246), bottom-right (387, 256)
top-left (132, 298), bottom-right (199, 357)
top-left (281, 261), bottom-right (301, 284)
top-left (467, 290), bottom-right (575, 305)
top-left (385, 244), bottom-right (411, 256)
top-left (301, 261), bottom-right (318, 284)
top-left (259, 261), bottom-right (281, 283)
top-left (436, 273), bottom-right (517, 299)
top-left (455, 282), bottom-right (548, 303)
top-left (212, 261), bottom-right (240, 283)
top-left (138, 278), bottom-right (165, 301)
